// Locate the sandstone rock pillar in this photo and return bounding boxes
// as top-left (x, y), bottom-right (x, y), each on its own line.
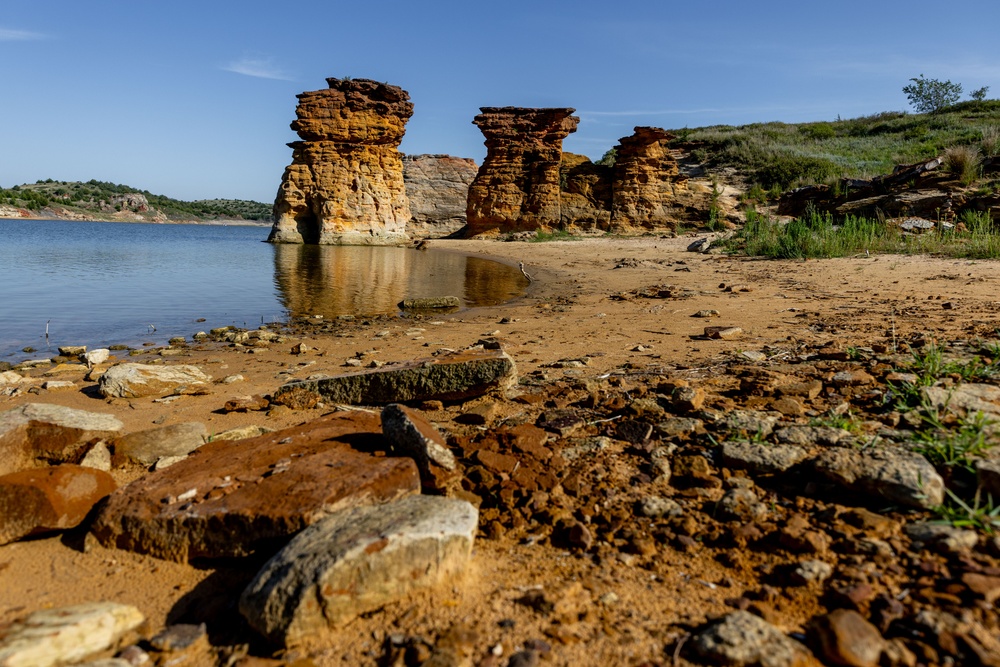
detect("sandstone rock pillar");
top-left (611, 126), bottom-right (680, 230)
top-left (268, 78), bottom-right (414, 245)
top-left (466, 107), bottom-right (579, 235)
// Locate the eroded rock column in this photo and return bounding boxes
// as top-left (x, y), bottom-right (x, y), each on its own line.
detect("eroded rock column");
top-left (611, 126), bottom-right (682, 230)
top-left (268, 78), bottom-right (414, 245)
top-left (466, 107), bottom-right (579, 235)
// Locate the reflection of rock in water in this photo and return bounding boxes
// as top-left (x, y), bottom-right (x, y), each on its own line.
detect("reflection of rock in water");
top-left (464, 257), bottom-right (528, 307)
top-left (272, 245), bottom-right (528, 318)
top-left (273, 245), bottom-right (411, 316)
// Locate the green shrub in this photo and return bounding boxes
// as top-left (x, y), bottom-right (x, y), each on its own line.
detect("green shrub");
top-left (943, 145), bottom-right (982, 185)
top-left (903, 75), bottom-right (963, 113)
top-left (800, 123), bottom-right (836, 140)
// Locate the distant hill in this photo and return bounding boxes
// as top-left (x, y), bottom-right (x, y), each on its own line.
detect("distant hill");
top-left (0, 179), bottom-right (273, 223)
top-left (668, 99), bottom-right (1000, 194)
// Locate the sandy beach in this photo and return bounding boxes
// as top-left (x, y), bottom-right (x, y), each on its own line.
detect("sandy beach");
top-left (2, 234), bottom-right (999, 665)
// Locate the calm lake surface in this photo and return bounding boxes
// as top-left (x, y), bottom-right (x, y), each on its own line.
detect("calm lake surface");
top-left (0, 219), bottom-right (527, 359)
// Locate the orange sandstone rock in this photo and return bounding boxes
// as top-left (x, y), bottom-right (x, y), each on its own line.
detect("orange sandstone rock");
top-left (611, 126), bottom-right (684, 230)
top-left (268, 78), bottom-right (414, 245)
top-left (466, 107), bottom-right (579, 235)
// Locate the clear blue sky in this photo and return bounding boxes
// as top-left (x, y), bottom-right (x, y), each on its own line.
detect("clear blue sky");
top-left (2, 1), bottom-right (998, 202)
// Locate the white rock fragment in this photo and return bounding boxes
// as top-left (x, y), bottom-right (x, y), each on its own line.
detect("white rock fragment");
top-left (0, 602), bottom-right (144, 667)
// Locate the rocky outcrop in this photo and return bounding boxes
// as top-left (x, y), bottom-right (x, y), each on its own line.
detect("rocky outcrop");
top-left (467, 116), bottom-right (703, 234)
top-left (559, 152), bottom-right (612, 230)
top-left (778, 156), bottom-right (1000, 222)
top-left (268, 78), bottom-right (414, 245)
top-left (466, 107), bottom-right (580, 235)
top-left (403, 154), bottom-right (478, 238)
top-left (611, 126), bottom-right (685, 230)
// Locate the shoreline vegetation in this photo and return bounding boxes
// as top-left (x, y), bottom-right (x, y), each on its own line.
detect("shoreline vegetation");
top-left (0, 178), bottom-right (273, 225)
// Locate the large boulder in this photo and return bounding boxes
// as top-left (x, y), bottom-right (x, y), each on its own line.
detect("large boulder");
top-left (240, 494), bottom-right (478, 647)
top-left (90, 411), bottom-right (420, 562)
top-left (0, 465), bottom-right (117, 545)
top-left (0, 403), bottom-right (124, 475)
top-left (97, 363), bottom-right (211, 399)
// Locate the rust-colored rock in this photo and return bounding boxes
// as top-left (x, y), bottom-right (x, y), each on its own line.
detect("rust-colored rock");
top-left (0, 465), bottom-right (117, 545)
top-left (466, 107), bottom-right (579, 235)
top-left (90, 411), bottom-right (420, 562)
top-left (0, 403), bottom-right (124, 475)
top-left (403, 154), bottom-right (478, 238)
top-left (611, 126), bottom-right (683, 230)
top-left (268, 78), bottom-right (414, 245)
top-left (468, 118), bottom-right (696, 234)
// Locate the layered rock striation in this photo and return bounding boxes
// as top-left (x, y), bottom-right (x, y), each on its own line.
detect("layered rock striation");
top-left (466, 113), bottom-right (698, 235)
top-left (403, 154), bottom-right (478, 238)
top-left (268, 78), bottom-right (414, 245)
top-left (611, 126), bottom-right (684, 230)
top-left (466, 107), bottom-right (580, 235)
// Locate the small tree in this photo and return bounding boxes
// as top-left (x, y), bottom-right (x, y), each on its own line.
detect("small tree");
top-left (903, 75), bottom-right (963, 113)
top-left (595, 147), bottom-right (617, 167)
top-left (970, 86), bottom-right (990, 102)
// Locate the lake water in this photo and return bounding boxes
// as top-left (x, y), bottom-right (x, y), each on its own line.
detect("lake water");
top-left (0, 219), bottom-right (527, 359)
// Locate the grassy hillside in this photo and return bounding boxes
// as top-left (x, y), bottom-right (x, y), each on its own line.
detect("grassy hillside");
top-left (672, 100), bottom-right (1000, 194)
top-left (0, 179), bottom-right (272, 222)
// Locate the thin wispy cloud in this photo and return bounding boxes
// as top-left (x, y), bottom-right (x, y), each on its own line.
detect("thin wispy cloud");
top-left (0, 27), bottom-right (48, 41)
top-left (222, 56), bottom-right (293, 81)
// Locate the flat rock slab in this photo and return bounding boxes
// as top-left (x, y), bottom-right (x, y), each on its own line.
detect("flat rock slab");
top-left (0, 465), bottom-right (116, 545)
top-left (240, 494), bottom-right (478, 647)
top-left (97, 363), bottom-right (212, 398)
top-left (111, 422), bottom-right (208, 467)
top-left (814, 446), bottom-right (943, 509)
top-left (272, 348), bottom-right (516, 407)
top-left (0, 403), bottom-right (124, 476)
top-left (0, 602), bottom-right (144, 667)
top-left (91, 411), bottom-right (420, 562)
